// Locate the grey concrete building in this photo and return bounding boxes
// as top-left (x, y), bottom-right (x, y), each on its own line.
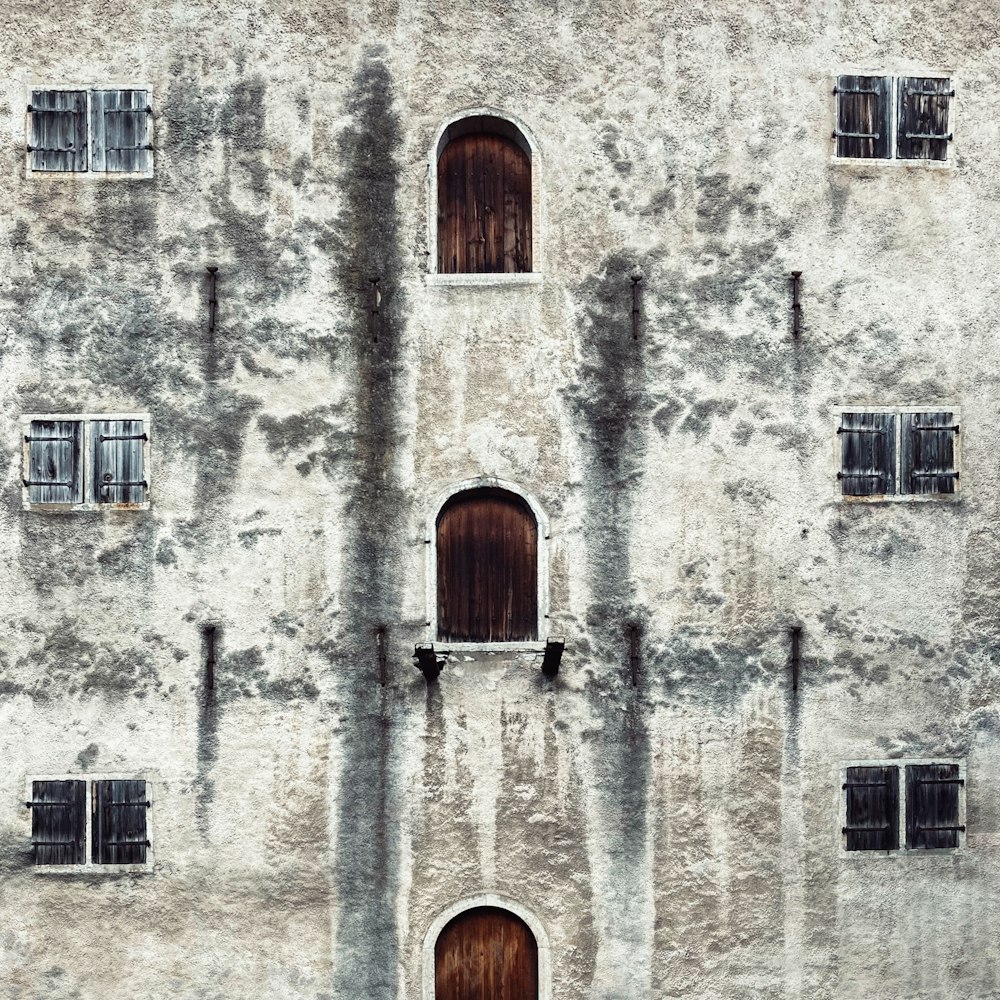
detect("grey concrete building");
top-left (1, 2), bottom-right (998, 998)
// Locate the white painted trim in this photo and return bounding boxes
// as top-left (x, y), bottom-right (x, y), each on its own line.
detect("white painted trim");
top-left (831, 404), bottom-right (961, 503)
top-left (838, 758), bottom-right (966, 856)
top-left (21, 412), bottom-right (152, 512)
top-left (24, 84), bottom-right (155, 181)
top-left (425, 477), bottom-right (549, 648)
top-left (24, 773), bottom-right (156, 873)
top-left (425, 107), bottom-right (543, 278)
top-left (421, 894), bottom-right (552, 1000)
top-left (829, 71), bottom-right (956, 170)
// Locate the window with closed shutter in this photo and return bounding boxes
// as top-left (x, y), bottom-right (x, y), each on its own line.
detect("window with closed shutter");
top-left (839, 411), bottom-right (895, 496)
top-left (896, 77), bottom-right (953, 161)
top-left (906, 763), bottom-right (963, 849)
top-left (92, 418), bottom-right (147, 504)
top-left (92, 779), bottom-right (150, 864)
top-left (29, 89), bottom-right (88, 172)
top-left (901, 411), bottom-right (958, 495)
top-left (24, 419), bottom-right (84, 505)
top-left (843, 765), bottom-right (899, 851)
top-left (91, 89), bottom-right (151, 173)
top-left (834, 75), bottom-right (891, 159)
top-left (437, 127), bottom-right (532, 274)
top-left (436, 488), bottom-right (538, 643)
top-left (435, 907), bottom-right (538, 1000)
top-left (29, 780), bottom-right (87, 865)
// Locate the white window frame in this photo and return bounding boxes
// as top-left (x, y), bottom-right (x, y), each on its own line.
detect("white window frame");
top-left (25, 83), bottom-right (155, 180)
top-left (833, 404), bottom-right (961, 503)
top-left (425, 477), bottom-right (550, 652)
top-left (425, 107), bottom-right (543, 287)
top-left (24, 773), bottom-right (155, 874)
top-left (839, 758), bottom-right (966, 856)
top-left (21, 411), bottom-right (152, 512)
top-left (830, 70), bottom-right (956, 170)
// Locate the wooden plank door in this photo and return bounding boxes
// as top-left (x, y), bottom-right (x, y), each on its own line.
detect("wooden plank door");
top-left (435, 907), bottom-right (538, 1000)
top-left (437, 489), bottom-right (538, 643)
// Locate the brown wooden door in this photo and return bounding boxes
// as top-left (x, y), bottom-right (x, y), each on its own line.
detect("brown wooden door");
top-left (435, 907), bottom-right (538, 1000)
top-left (437, 489), bottom-right (538, 643)
top-left (437, 132), bottom-right (531, 274)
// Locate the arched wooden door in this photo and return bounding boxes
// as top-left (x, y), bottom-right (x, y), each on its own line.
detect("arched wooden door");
top-left (437, 130), bottom-right (532, 274)
top-left (435, 907), bottom-right (539, 1000)
top-left (436, 488), bottom-right (538, 643)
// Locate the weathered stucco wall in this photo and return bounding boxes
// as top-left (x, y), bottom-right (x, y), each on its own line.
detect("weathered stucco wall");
top-left (2, 1), bottom-right (1000, 998)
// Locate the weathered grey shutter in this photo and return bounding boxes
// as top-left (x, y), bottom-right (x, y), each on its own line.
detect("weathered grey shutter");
top-left (835, 75), bottom-right (891, 159)
top-left (896, 78), bottom-right (952, 162)
top-left (93, 779), bottom-right (149, 864)
top-left (24, 419), bottom-right (83, 504)
top-left (29, 89), bottom-right (88, 172)
top-left (92, 418), bottom-right (147, 504)
top-left (905, 763), bottom-right (963, 849)
top-left (900, 411), bottom-right (958, 495)
top-left (838, 412), bottom-right (895, 496)
top-left (91, 89), bottom-right (151, 173)
top-left (843, 765), bottom-right (899, 851)
top-left (30, 779), bottom-right (87, 865)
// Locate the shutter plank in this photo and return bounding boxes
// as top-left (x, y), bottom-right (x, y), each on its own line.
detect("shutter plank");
top-left (27, 419), bottom-right (82, 504)
top-left (901, 411), bottom-right (956, 495)
top-left (93, 418), bottom-right (146, 504)
top-left (31, 89), bottom-right (87, 172)
top-left (897, 77), bottom-right (951, 161)
top-left (840, 412), bottom-right (895, 496)
top-left (845, 765), bottom-right (899, 851)
top-left (31, 779), bottom-right (86, 865)
top-left (906, 764), bottom-right (961, 849)
top-left (836, 75), bottom-right (890, 159)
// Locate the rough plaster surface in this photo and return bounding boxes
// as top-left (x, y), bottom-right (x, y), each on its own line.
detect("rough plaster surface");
top-left (1, 2), bottom-right (999, 998)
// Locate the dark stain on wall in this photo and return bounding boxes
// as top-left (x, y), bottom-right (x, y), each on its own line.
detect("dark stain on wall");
top-left (326, 46), bottom-right (410, 1000)
top-left (565, 250), bottom-right (656, 984)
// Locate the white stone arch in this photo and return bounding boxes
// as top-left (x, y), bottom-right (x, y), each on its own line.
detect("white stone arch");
top-left (425, 477), bottom-right (549, 650)
top-left (425, 107), bottom-right (543, 285)
top-left (421, 893), bottom-right (553, 1000)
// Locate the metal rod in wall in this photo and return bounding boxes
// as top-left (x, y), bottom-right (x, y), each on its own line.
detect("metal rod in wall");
top-left (631, 275), bottom-right (642, 341)
top-left (790, 271), bottom-right (802, 338)
top-left (376, 625), bottom-right (388, 686)
top-left (207, 266), bottom-right (219, 334)
top-left (371, 278), bottom-right (382, 343)
top-left (790, 625), bottom-right (801, 692)
top-left (204, 625), bottom-right (216, 691)
top-left (627, 624), bottom-right (640, 688)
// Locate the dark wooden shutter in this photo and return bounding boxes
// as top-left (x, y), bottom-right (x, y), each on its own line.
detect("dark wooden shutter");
top-left (93, 779), bottom-right (149, 864)
top-left (839, 411), bottom-right (895, 496)
top-left (835, 75), bottom-right (890, 159)
top-left (437, 133), bottom-right (531, 274)
top-left (437, 489), bottom-right (538, 643)
top-left (25, 419), bottom-right (83, 504)
top-left (843, 765), bottom-right (899, 851)
top-left (29, 89), bottom-right (88, 172)
top-left (906, 763), bottom-right (963, 849)
top-left (93, 418), bottom-right (147, 504)
top-left (896, 78), bottom-right (952, 161)
top-left (30, 780), bottom-right (86, 865)
top-left (91, 89), bottom-right (151, 173)
top-left (435, 907), bottom-right (538, 1000)
top-left (900, 411), bottom-right (958, 495)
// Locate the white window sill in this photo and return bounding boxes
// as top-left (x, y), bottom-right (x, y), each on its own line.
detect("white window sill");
top-left (838, 493), bottom-right (961, 504)
top-left (440, 642), bottom-right (547, 654)
top-left (425, 272), bottom-right (542, 288)
top-left (829, 155), bottom-right (954, 172)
